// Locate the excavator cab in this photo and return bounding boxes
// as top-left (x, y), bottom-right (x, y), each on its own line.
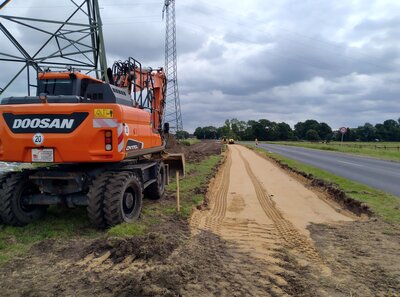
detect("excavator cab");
top-left (37, 72), bottom-right (102, 98)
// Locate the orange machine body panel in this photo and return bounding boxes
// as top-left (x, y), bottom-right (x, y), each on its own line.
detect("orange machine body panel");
top-left (0, 103), bottom-right (162, 163)
top-left (38, 71), bottom-right (104, 82)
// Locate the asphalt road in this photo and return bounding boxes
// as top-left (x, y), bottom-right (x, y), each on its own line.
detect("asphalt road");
top-left (255, 143), bottom-right (400, 197)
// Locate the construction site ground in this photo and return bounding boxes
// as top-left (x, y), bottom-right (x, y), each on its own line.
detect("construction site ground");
top-left (0, 142), bottom-right (399, 297)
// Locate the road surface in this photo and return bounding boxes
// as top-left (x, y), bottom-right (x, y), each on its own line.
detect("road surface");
top-left (255, 143), bottom-right (400, 197)
top-left (191, 145), bottom-right (351, 295)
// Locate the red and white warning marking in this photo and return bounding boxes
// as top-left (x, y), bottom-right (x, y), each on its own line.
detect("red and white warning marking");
top-left (118, 123), bottom-right (124, 152)
top-left (93, 118), bottom-right (118, 128)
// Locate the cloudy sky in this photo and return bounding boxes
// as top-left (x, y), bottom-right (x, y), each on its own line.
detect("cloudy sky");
top-left (1, 0), bottom-right (400, 132)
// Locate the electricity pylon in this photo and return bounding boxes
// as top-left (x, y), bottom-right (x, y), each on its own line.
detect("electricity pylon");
top-left (0, 0), bottom-right (107, 96)
top-left (163, 0), bottom-right (183, 133)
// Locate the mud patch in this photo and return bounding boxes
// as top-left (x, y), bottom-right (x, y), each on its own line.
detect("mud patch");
top-left (309, 220), bottom-right (400, 297)
top-left (0, 227), bottom-right (308, 297)
top-left (85, 231), bottom-right (184, 264)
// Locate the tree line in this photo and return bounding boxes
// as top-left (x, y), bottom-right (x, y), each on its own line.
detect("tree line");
top-left (182, 118), bottom-right (400, 142)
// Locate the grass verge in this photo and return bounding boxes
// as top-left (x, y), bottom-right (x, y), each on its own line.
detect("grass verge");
top-left (268, 141), bottom-right (400, 162)
top-left (0, 207), bottom-right (100, 264)
top-left (179, 138), bottom-right (201, 146)
top-left (248, 145), bottom-right (400, 224)
top-left (165, 154), bottom-right (222, 218)
top-left (0, 154), bottom-right (222, 264)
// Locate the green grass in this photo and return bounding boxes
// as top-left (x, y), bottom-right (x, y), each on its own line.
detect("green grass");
top-left (179, 138), bottom-right (200, 146)
top-left (107, 222), bottom-right (147, 237)
top-left (0, 154), bottom-right (222, 264)
top-left (248, 145), bottom-right (400, 224)
top-left (267, 141), bottom-right (400, 162)
top-left (166, 155), bottom-right (222, 218)
top-left (0, 207), bottom-right (100, 264)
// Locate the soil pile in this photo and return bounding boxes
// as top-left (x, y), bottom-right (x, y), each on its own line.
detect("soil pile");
top-left (165, 135), bottom-right (223, 163)
top-left (184, 141), bottom-right (222, 163)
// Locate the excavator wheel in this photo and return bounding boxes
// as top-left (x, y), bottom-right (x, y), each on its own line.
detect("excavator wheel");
top-left (87, 172), bottom-right (112, 228)
top-left (0, 172), bottom-right (47, 226)
top-left (103, 171), bottom-right (143, 226)
top-left (0, 172), bottom-right (12, 223)
top-left (144, 162), bottom-right (166, 200)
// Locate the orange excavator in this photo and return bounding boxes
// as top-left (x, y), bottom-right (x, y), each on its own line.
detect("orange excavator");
top-left (0, 57), bottom-right (184, 227)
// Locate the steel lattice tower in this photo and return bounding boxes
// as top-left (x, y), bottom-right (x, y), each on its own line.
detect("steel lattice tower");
top-left (163, 0), bottom-right (183, 133)
top-left (0, 0), bottom-right (107, 96)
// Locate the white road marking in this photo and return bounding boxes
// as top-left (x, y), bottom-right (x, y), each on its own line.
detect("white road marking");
top-left (337, 160), bottom-right (365, 167)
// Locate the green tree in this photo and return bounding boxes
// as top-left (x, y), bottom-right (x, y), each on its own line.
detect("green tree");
top-left (383, 119), bottom-right (400, 141)
top-left (356, 123), bottom-right (376, 141)
top-left (276, 122), bottom-right (292, 140)
top-left (295, 120), bottom-right (319, 140)
top-left (176, 130), bottom-right (190, 139)
top-left (250, 120), bottom-right (267, 140)
top-left (193, 127), bottom-right (204, 139)
top-left (306, 129), bottom-right (320, 142)
top-left (375, 123), bottom-right (387, 141)
top-left (260, 119), bottom-right (279, 141)
top-left (202, 126), bottom-right (218, 139)
top-left (317, 122), bottom-right (333, 141)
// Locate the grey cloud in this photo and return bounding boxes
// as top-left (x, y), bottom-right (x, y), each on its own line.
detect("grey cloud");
top-left (1, 0), bottom-right (400, 133)
top-left (354, 17), bottom-right (400, 32)
top-left (198, 41), bottom-right (226, 60)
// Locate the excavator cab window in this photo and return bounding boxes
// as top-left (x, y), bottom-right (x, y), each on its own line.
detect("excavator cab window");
top-left (80, 78), bottom-right (101, 97)
top-left (37, 79), bottom-right (74, 96)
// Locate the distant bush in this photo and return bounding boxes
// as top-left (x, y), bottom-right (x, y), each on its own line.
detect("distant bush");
top-left (179, 140), bottom-right (191, 146)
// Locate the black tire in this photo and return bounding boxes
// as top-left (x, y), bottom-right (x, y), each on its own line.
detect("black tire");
top-left (144, 162), bottom-right (166, 200)
top-left (0, 172), bottom-right (11, 224)
top-left (0, 172), bottom-right (46, 226)
top-left (87, 172), bottom-right (111, 228)
top-left (0, 172), bottom-right (10, 186)
top-left (103, 172), bottom-right (143, 226)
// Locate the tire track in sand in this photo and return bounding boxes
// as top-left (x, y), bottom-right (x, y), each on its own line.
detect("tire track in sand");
top-left (191, 149), bottom-right (231, 233)
top-left (190, 147), bottom-right (296, 296)
top-left (238, 149), bottom-right (321, 262)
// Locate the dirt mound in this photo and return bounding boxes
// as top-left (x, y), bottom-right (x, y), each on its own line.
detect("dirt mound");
top-left (165, 135), bottom-right (223, 163)
top-left (164, 134), bottom-right (184, 153)
top-left (310, 178), bottom-right (372, 216)
top-left (110, 231), bottom-right (299, 297)
top-left (85, 232), bottom-right (183, 263)
top-left (185, 141), bottom-right (222, 163)
top-left (86, 213), bottom-right (189, 260)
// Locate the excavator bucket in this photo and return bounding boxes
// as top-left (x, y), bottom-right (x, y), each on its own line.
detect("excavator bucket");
top-left (162, 152), bottom-right (185, 180)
